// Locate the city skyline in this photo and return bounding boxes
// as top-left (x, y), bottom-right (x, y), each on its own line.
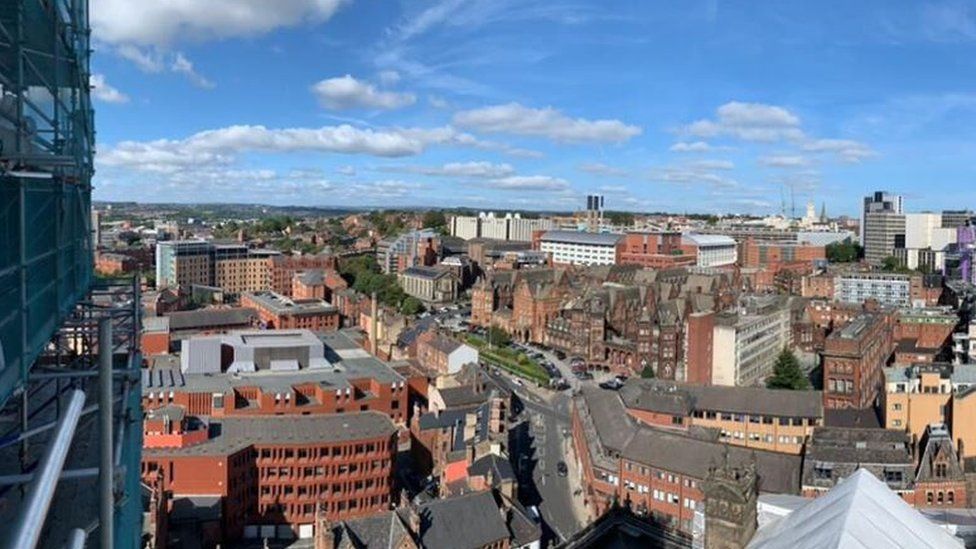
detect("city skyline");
top-left (91, 1), bottom-right (976, 215)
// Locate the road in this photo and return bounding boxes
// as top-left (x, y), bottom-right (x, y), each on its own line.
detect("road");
top-left (485, 367), bottom-right (584, 545)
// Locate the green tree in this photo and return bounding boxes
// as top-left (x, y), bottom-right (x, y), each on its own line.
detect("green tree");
top-left (487, 326), bottom-right (511, 348)
top-left (881, 255), bottom-right (907, 272)
top-left (766, 348), bottom-right (810, 390)
top-left (640, 364), bottom-right (655, 379)
top-left (400, 297), bottom-right (425, 315)
top-left (825, 241), bottom-right (862, 263)
top-left (605, 211), bottom-right (635, 227)
top-left (422, 210), bottom-right (447, 232)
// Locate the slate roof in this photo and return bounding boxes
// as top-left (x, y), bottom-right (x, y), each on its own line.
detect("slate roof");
top-left (334, 511), bottom-right (413, 549)
top-left (619, 379), bottom-right (823, 419)
top-left (418, 491), bottom-right (510, 549)
top-left (166, 307), bottom-right (256, 331)
top-left (468, 453), bottom-right (516, 483)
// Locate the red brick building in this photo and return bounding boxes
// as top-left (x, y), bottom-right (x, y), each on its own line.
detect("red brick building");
top-left (617, 232), bottom-right (697, 269)
top-left (801, 272), bottom-right (835, 299)
top-left (821, 313), bottom-right (895, 409)
top-left (95, 251), bottom-right (137, 274)
top-left (269, 254), bottom-right (338, 296)
top-left (739, 239), bottom-right (825, 268)
top-left (241, 291), bottom-right (340, 331)
top-left (142, 411), bottom-right (397, 544)
top-left (292, 269), bottom-right (347, 301)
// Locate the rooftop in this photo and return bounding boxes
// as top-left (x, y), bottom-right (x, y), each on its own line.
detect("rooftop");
top-left (418, 491), bottom-right (510, 549)
top-left (541, 230), bottom-right (624, 246)
top-left (619, 379), bottom-right (823, 419)
top-left (165, 307), bottom-right (256, 331)
top-left (143, 411), bottom-right (396, 457)
top-left (401, 265), bottom-right (452, 280)
top-left (244, 291), bottom-right (337, 315)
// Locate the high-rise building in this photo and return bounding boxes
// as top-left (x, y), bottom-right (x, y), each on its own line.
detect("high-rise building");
top-left (895, 213), bottom-right (956, 271)
top-left (156, 240), bottom-right (216, 289)
top-left (448, 212), bottom-right (553, 242)
top-left (861, 191), bottom-right (905, 265)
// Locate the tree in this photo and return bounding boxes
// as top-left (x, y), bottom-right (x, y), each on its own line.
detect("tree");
top-left (487, 326), bottom-right (511, 348)
top-left (766, 348), bottom-right (810, 390)
top-left (422, 210), bottom-right (447, 232)
top-left (400, 297), bottom-right (425, 315)
top-left (640, 364), bottom-right (655, 379)
top-left (825, 241), bottom-right (862, 263)
top-left (606, 211), bottom-right (635, 227)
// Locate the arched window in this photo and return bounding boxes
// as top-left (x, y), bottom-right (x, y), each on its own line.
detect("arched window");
top-left (938, 491), bottom-right (944, 505)
top-left (948, 491), bottom-right (955, 505)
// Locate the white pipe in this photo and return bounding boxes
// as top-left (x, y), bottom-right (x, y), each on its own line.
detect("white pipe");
top-left (9, 388), bottom-right (85, 549)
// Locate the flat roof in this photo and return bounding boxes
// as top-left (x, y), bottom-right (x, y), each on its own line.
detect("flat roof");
top-left (144, 412), bottom-right (396, 457)
top-left (540, 230), bottom-right (623, 246)
top-left (142, 329), bottom-right (405, 395)
top-left (245, 291), bottom-right (337, 315)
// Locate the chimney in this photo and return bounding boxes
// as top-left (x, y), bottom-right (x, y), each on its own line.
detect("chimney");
top-left (314, 506), bottom-right (334, 549)
top-left (370, 292), bottom-right (379, 356)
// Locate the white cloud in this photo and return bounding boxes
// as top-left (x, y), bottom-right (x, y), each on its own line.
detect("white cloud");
top-left (684, 101), bottom-right (805, 142)
top-left (453, 102), bottom-right (642, 143)
top-left (171, 53), bottom-right (215, 89)
top-left (116, 45), bottom-right (165, 72)
top-left (579, 162), bottom-right (628, 177)
top-left (669, 141), bottom-right (712, 152)
top-left (382, 161), bottom-right (515, 178)
top-left (801, 139), bottom-right (876, 163)
top-left (648, 166), bottom-right (738, 189)
top-left (378, 70), bottom-right (401, 86)
top-left (487, 175), bottom-right (569, 191)
top-left (688, 159), bottom-right (734, 171)
top-left (92, 0), bottom-right (347, 47)
top-left (428, 95), bottom-right (450, 109)
top-left (312, 75), bottom-right (416, 110)
top-left (90, 74), bottom-right (129, 103)
top-left (759, 154), bottom-right (811, 168)
top-left (336, 165), bottom-right (356, 176)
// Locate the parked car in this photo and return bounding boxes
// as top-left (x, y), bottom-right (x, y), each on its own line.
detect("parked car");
top-left (554, 350), bottom-right (567, 360)
top-left (557, 461), bottom-right (568, 477)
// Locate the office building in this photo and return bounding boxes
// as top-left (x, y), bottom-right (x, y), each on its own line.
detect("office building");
top-left (142, 412), bottom-right (398, 545)
top-left (617, 231), bottom-right (697, 269)
top-left (618, 379), bottom-right (823, 455)
top-left (537, 230), bottom-right (623, 266)
top-left (862, 191), bottom-right (905, 265)
top-left (157, 240), bottom-right (215, 289)
top-left (895, 213), bottom-right (956, 271)
top-left (834, 272), bottom-right (912, 307)
top-left (739, 239), bottom-right (825, 268)
top-left (681, 234), bottom-right (738, 268)
top-left (240, 291), bottom-right (340, 331)
top-left (883, 363), bottom-right (976, 443)
top-left (377, 229), bottom-right (440, 274)
top-left (821, 313), bottom-right (895, 410)
top-left (712, 296), bottom-right (792, 387)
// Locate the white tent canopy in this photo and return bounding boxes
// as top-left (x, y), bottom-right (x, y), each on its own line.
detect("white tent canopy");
top-left (748, 469), bottom-right (963, 549)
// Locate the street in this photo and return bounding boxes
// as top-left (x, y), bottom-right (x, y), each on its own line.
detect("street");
top-left (485, 366), bottom-right (585, 545)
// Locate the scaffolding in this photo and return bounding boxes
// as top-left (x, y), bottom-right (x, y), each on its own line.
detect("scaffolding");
top-left (0, 0), bottom-right (142, 547)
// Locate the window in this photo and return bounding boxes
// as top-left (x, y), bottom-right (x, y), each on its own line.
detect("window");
top-left (884, 470), bottom-right (903, 484)
top-left (935, 462), bottom-right (948, 478)
top-left (949, 491), bottom-right (955, 505)
top-left (892, 403), bottom-right (902, 411)
top-left (814, 465), bottom-right (833, 480)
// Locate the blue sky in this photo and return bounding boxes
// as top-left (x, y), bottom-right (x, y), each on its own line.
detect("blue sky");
top-left (90, 0), bottom-right (976, 216)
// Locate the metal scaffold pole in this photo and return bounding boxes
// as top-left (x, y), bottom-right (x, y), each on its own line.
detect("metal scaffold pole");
top-left (8, 389), bottom-right (86, 549)
top-left (99, 317), bottom-right (114, 549)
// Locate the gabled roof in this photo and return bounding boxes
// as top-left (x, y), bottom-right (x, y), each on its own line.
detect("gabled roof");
top-left (748, 469), bottom-right (963, 549)
top-left (418, 491), bottom-right (510, 549)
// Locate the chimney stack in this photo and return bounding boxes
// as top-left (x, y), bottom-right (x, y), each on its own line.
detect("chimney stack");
top-left (370, 292), bottom-right (379, 356)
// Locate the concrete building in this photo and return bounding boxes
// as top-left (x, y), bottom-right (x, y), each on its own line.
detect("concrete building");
top-left (834, 272), bottom-right (912, 307)
top-left (450, 211), bottom-right (555, 242)
top-left (141, 412), bottom-right (398, 544)
top-left (862, 191), bottom-right (905, 265)
top-left (538, 230), bottom-right (623, 266)
top-left (240, 291), bottom-right (340, 331)
top-left (896, 213), bottom-right (957, 271)
top-left (822, 313), bottom-right (895, 410)
top-left (712, 296), bottom-right (792, 387)
top-left (398, 266), bottom-right (459, 304)
top-left (681, 234), bottom-right (738, 268)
